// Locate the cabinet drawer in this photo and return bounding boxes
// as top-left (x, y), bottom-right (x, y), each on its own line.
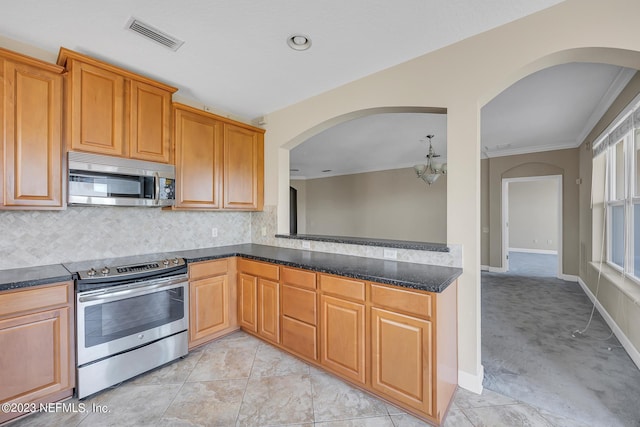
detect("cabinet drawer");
top-left (0, 282), bottom-right (71, 318)
top-left (281, 267), bottom-right (316, 290)
top-left (282, 284), bottom-right (317, 325)
top-left (189, 258), bottom-right (228, 280)
top-left (282, 316), bottom-right (317, 361)
top-left (319, 275), bottom-right (365, 302)
top-left (370, 284), bottom-right (432, 319)
top-left (238, 258), bottom-right (279, 280)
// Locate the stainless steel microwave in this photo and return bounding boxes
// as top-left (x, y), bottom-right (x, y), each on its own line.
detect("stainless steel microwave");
top-left (68, 152), bottom-right (175, 207)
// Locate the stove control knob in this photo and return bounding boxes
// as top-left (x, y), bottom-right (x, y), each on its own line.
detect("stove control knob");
top-left (101, 267), bottom-right (110, 275)
top-left (173, 257), bottom-right (180, 265)
top-left (163, 259), bottom-right (170, 266)
top-left (87, 268), bottom-right (97, 277)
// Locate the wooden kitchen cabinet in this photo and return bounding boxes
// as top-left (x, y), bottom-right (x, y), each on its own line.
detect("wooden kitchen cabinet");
top-left (188, 258), bottom-right (238, 349)
top-left (57, 48), bottom-right (176, 162)
top-left (0, 282), bottom-right (74, 424)
top-left (129, 80), bottom-right (173, 163)
top-left (0, 48), bottom-right (64, 209)
top-left (281, 267), bottom-right (318, 361)
top-left (238, 273), bottom-right (258, 333)
top-left (258, 278), bottom-right (280, 343)
top-left (371, 307), bottom-right (433, 415)
top-left (237, 259), bottom-right (280, 343)
top-left (172, 103), bottom-right (264, 211)
top-left (173, 105), bottom-right (224, 208)
top-left (223, 123), bottom-right (264, 210)
top-left (232, 257), bottom-right (457, 426)
top-left (319, 275), bottom-right (366, 384)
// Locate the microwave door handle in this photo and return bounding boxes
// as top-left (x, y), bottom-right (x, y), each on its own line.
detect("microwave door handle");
top-left (154, 172), bottom-right (160, 205)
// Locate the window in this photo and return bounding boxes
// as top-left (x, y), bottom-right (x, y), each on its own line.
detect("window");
top-left (596, 102), bottom-right (640, 282)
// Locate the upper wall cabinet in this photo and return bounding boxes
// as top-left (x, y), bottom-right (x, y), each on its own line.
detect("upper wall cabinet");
top-left (173, 103), bottom-right (264, 211)
top-left (0, 48), bottom-right (65, 210)
top-left (57, 48), bottom-right (176, 163)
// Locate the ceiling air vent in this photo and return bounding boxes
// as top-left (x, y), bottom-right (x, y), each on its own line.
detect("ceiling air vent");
top-left (126, 17), bottom-right (184, 51)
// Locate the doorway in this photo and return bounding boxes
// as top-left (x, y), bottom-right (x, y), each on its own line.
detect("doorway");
top-left (501, 175), bottom-right (562, 277)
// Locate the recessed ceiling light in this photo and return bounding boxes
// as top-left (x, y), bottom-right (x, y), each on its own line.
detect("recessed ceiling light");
top-left (287, 34), bottom-right (312, 51)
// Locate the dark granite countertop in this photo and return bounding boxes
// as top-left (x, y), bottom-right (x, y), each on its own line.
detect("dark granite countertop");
top-left (175, 244), bottom-right (461, 293)
top-left (0, 264), bottom-right (74, 292)
top-left (1, 244), bottom-right (462, 294)
top-left (274, 234), bottom-right (449, 252)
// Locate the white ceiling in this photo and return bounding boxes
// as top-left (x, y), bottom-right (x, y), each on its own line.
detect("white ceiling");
top-left (290, 63), bottom-right (636, 179)
top-left (0, 0), bottom-right (565, 121)
top-left (3, 0), bottom-right (630, 179)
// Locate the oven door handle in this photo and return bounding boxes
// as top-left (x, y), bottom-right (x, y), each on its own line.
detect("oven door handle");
top-left (78, 277), bottom-right (186, 303)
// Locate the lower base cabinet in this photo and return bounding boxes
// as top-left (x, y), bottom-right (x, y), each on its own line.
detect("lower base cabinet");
top-left (188, 258), bottom-right (238, 349)
top-left (0, 282), bottom-right (74, 424)
top-left (371, 307), bottom-right (433, 415)
top-left (235, 260), bottom-right (458, 426)
top-left (320, 294), bottom-right (366, 384)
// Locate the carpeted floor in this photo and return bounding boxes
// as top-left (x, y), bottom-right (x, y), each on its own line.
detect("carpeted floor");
top-left (507, 251), bottom-right (559, 277)
top-left (482, 253), bottom-right (640, 427)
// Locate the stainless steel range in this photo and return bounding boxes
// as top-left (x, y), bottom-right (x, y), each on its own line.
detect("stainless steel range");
top-left (72, 257), bottom-right (188, 399)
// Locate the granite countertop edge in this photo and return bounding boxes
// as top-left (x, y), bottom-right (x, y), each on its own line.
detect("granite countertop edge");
top-left (274, 234), bottom-right (450, 252)
top-left (1, 244), bottom-right (462, 294)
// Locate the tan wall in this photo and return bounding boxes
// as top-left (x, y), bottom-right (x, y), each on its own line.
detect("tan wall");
top-left (485, 149), bottom-right (578, 273)
top-left (293, 168), bottom-right (446, 242)
top-left (578, 72), bottom-right (640, 360)
top-left (263, 0), bottom-right (640, 389)
top-left (508, 179), bottom-right (559, 251)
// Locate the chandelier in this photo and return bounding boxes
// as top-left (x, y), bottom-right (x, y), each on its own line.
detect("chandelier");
top-left (413, 134), bottom-right (447, 185)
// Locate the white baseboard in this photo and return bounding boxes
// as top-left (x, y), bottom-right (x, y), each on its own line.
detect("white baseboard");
top-left (488, 266), bottom-right (507, 273)
top-left (509, 247), bottom-right (558, 255)
top-left (559, 273), bottom-right (578, 282)
top-left (458, 365), bottom-right (484, 394)
top-left (577, 277), bottom-right (640, 371)
top-left (480, 265), bottom-right (490, 271)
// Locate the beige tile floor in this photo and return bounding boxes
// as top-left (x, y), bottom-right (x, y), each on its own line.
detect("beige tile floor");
top-left (8, 331), bottom-right (579, 427)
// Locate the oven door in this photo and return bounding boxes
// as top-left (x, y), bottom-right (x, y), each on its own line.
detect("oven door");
top-left (76, 275), bottom-right (188, 366)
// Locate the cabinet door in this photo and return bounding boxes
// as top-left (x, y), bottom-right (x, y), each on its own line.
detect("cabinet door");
top-left (371, 307), bottom-right (433, 415)
top-left (238, 273), bottom-right (258, 333)
top-left (258, 279), bottom-right (280, 343)
top-left (2, 60), bottom-right (63, 208)
top-left (174, 107), bottom-right (223, 208)
top-left (68, 60), bottom-right (125, 156)
top-left (189, 275), bottom-right (229, 345)
top-left (223, 123), bottom-right (263, 210)
top-left (129, 80), bottom-right (172, 163)
top-left (0, 307), bottom-right (72, 423)
top-left (320, 295), bottom-right (366, 384)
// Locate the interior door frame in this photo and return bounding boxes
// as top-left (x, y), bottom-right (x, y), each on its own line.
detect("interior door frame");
top-left (501, 175), bottom-right (563, 277)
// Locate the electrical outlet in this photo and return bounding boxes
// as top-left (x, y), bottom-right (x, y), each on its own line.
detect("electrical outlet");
top-left (548, 239), bottom-right (552, 244)
top-left (383, 248), bottom-right (398, 259)
top-left (261, 226), bottom-right (267, 237)
top-left (302, 241), bottom-right (311, 249)
top-left (211, 227), bottom-right (218, 237)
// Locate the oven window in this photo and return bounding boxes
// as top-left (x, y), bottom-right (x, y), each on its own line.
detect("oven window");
top-left (84, 287), bottom-right (185, 347)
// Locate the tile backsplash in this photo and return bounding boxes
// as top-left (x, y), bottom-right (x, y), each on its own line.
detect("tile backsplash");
top-left (3, 204), bottom-right (461, 271)
top-left (1, 207), bottom-right (251, 270)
